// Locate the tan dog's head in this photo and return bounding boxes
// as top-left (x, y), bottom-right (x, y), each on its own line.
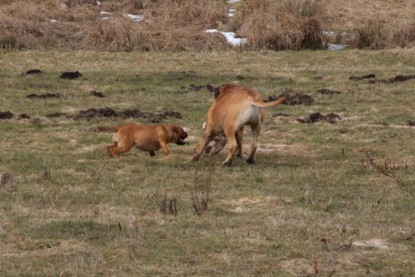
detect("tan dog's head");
top-left (170, 125), bottom-right (188, 145)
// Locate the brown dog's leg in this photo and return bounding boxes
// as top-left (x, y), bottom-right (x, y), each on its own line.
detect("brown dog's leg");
top-left (246, 124), bottom-right (260, 164)
top-left (159, 141), bottom-right (170, 155)
top-left (149, 151), bottom-right (156, 157)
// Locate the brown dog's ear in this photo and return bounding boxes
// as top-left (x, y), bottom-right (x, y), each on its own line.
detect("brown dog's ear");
top-left (171, 125), bottom-right (182, 134)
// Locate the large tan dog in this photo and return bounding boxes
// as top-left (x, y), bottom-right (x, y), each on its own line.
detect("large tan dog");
top-left (98, 123), bottom-right (188, 157)
top-left (192, 84), bottom-right (288, 165)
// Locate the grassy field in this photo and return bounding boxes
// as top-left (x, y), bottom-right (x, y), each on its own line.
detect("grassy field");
top-left (1, 49), bottom-right (415, 276)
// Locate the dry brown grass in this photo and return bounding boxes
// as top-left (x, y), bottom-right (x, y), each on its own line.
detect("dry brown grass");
top-left (0, 0), bottom-right (415, 50)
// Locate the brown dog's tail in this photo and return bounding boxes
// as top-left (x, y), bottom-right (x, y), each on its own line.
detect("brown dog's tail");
top-left (97, 126), bottom-right (120, 132)
top-left (250, 96), bottom-right (289, 108)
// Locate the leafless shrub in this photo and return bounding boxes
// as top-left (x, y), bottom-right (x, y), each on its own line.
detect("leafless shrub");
top-left (192, 156), bottom-right (217, 215)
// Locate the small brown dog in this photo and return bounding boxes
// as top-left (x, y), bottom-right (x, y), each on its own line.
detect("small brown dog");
top-left (98, 123), bottom-right (188, 157)
top-left (193, 84), bottom-right (288, 165)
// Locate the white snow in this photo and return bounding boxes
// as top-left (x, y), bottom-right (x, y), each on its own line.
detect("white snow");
top-left (126, 14), bottom-right (144, 22)
top-left (205, 29), bottom-right (246, 47)
top-left (327, 43), bottom-right (348, 51)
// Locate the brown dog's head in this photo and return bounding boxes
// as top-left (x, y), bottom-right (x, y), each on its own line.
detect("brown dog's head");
top-left (170, 125), bottom-right (188, 145)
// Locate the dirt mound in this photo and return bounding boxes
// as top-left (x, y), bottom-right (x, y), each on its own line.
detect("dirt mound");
top-left (60, 71), bottom-right (82, 79)
top-left (317, 88), bottom-right (341, 95)
top-left (349, 74), bottom-right (376, 81)
top-left (46, 112), bottom-right (67, 118)
top-left (27, 93), bottom-right (62, 99)
top-left (407, 120), bottom-right (415, 126)
top-left (0, 111), bottom-right (13, 119)
top-left (369, 74), bottom-right (415, 84)
top-left (182, 84), bottom-right (215, 93)
top-left (72, 107), bottom-right (182, 123)
top-left (18, 113), bottom-right (30, 119)
top-left (23, 69), bottom-right (43, 75)
top-left (266, 93), bottom-right (315, 105)
top-left (90, 91), bottom-right (104, 98)
top-left (298, 112), bottom-right (341, 124)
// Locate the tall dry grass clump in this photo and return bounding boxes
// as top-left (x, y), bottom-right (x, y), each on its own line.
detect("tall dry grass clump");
top-left (231, 0), bottom-right (324, 50)
top-left (0, 0), bottom-right (228, 51)
top-left (353, 19), bottom-right (415, 49)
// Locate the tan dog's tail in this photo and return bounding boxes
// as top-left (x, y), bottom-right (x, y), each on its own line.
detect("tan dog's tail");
top-left (97, 126), bottom-right (120, 132)
top-left (250, 96), bottom-right (289, 108)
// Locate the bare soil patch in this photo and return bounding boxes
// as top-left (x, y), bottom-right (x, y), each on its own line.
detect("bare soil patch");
top-left (0, 111), bottom-right (14, 119)
top-left (369, 74), bottom-right (415, 84)
top-left (349, 74), bottom-right (376, 81)
top-left (298, 112), bottom-right (341, 124)
top-left (60, 71), bottom-right (82, 79)
top-left (90, 91), bottom-right (104, 98)
top-left (265, 93), bottom-right (315, 105)
top-left (316, 88), bottom-right (341, 95)
top-left (27, 93), bottom-right (62, 99)
top-left (23, 69), bottom-right (43, 75)
top-left (72, 107), bottom-right (182, 123)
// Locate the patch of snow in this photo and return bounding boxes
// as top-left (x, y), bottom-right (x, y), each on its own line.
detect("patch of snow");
top-left (100, 11), bottom-right (111, 15)
top-left (327, 43), bottom-right (348, 51)
top-left (50, 19), bottom-right (58, 23)
top-left (96, 0), bottom-right (101, 5)
top-left (101, 17), bottom-right (109, 20)
top-left (228, 0), bottom-right (240, 3)
top-left (322, 31), bottom-right (335, 37)
top-left (205, 29), bottom-right (246, 47)
top-left (126, 14), bottom-right (144, 22)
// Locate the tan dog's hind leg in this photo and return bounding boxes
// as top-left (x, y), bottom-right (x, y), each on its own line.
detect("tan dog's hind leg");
top-left (223, 127), bottom-right (239, 166)
top-left (107, 142), bottom-right (117, 157)
top-left (107, 141), bottom-right (131, 157)
top-left (246, 124), bottom-right (261, 164)
top-left (193, 133), bottom-right (212, 161)
top-left (235, 128), bottom-right (244, 158)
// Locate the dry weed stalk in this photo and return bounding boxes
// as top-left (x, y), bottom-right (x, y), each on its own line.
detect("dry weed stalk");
top-left (192, 156), bottom-right (217, 215)
top-left (146, 193), bottom-right (178, 216)
top-left (362, 151), bottom-right (413, 196)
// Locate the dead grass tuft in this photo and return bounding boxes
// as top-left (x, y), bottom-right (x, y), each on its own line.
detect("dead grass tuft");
top-left (232, 0), bottom-right (324, 50)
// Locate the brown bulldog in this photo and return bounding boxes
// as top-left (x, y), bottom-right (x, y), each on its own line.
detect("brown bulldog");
top-left (98, 123), bottom-right (188, 157)
top-left (193, 84), bottom-right (288, 165)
